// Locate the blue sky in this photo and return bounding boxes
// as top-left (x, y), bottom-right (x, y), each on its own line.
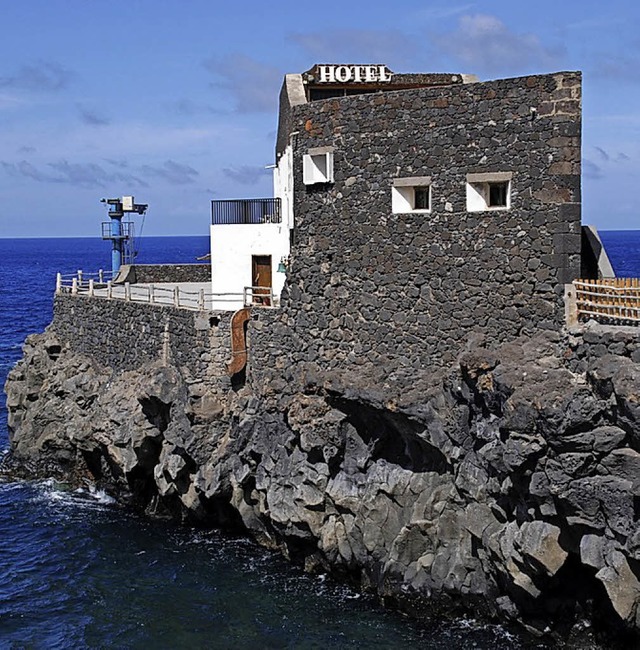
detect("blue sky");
top-left (0, 0), bottom-right (638, 237)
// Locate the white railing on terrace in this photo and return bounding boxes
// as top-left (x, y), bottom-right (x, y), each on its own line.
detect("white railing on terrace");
top-left (57, 269), bottom-right (116, 286)
top-left (56, 270), bottom-right (276, 311)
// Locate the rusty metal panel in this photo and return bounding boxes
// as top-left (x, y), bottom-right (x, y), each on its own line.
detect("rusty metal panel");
top-left (227, 307), bottom-right (251, 375)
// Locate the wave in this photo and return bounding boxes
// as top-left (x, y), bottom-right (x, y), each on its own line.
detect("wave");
top-left (30, 478), bottom-right (116, 508)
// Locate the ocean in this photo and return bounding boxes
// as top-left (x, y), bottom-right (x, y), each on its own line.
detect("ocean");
top-left (0, 232), bottom-right (631, 648)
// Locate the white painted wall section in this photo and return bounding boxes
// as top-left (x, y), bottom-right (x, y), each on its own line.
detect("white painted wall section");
top-left (210, 223), bottom-right (290, 311)
top-left (208, 144), bottom-right (295, 311)
top-left (273, 144), bottom-right (294, 229)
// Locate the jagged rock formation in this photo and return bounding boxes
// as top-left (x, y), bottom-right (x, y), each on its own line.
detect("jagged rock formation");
top-left (4, 326), bottom-right (640, 645)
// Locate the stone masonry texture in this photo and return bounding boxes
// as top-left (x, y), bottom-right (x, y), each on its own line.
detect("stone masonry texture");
top-left (52, 295), bottom-right (232, 392)
top-left (274, 72), bottom-right (582, 371)
top-left (10, 72), bottom-right (640, 645)
top-left (118, 264), bottom-right (211, 284)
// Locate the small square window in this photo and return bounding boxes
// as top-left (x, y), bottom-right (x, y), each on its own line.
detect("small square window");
top-left (466, 173), bottom-right (512, 212)
top-left (303, 150), bottom-right (334, 185)
top-left (392, 177), bottom-right (432, 214)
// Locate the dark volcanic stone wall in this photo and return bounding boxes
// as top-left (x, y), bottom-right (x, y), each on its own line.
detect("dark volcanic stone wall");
top-left (565, 326), bottom-right (640, 372)
top-left (52, 295), bottom-right (232, 390)
top-left (279, 72), bottom-right (581, 369)
top-left (119, 264), bottom-right (211, 284)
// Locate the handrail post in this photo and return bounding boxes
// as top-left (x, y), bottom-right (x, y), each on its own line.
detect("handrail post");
top-left (98, 269), bottom-right (104, 284)
top-left (77, 270), bottom-right (83, 287)
top-left (173, 287), bottom-right (180, 308)
top-left (107, 280), bottom-right (112, 299)
top-left (199, 289), bottom-right (205, 311)
top-left (56, 272), bottom-right (62, 294)
top-left (88, 279), bottom-right (94, 297)
top-left (125, 282), bottom-right (131, 302)
top-left (71, 278), bottom-right (78, 295)
top-left (149, 283), bottom-right (155, 304)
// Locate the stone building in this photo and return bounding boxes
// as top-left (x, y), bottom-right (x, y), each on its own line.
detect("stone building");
top-left (11, 65), bottom-right (640, 643)
top-left (216, 63), bottom-right (584, 368)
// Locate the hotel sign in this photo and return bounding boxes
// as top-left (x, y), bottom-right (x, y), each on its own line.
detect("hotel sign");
top-left (313, 64), bottom-right (393, 84)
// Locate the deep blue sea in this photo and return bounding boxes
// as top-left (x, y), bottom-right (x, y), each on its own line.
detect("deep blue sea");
top-left (0, 232), bottom-right (634, 649)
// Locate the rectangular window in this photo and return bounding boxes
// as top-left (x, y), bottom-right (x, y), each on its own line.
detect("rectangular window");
top-left (392, 176), bottom-right (432, 214)
top-left (488, 182), bottom-right (508, 207)
top-left (466, 172), bottom-right (512, 212)
top-left (414, 187), bottom-right (430, 210)
top-left (303, 147), bottom-right (334, 185)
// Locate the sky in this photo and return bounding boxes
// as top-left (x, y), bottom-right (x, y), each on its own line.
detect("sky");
top-left (0, 0), bottom-right (639, 238)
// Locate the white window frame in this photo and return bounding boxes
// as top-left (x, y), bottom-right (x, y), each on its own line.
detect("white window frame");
top-left (466, 172), bottom-right (512, 212)
top-left (303, 146), bottom-right (334, 185)
top-left (391, 176), bottom-right (432, 214)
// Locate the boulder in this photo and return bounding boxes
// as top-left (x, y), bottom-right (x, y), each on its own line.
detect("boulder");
top-left (6, 327), bottom-right (640, 643)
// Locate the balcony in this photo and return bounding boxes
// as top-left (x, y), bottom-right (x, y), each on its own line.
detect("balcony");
top-left (101, 221), bottom-right (134, 240)
top-left (211, 198), bottom-right (281, 225)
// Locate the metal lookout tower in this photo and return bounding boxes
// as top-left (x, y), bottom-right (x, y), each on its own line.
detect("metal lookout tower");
top-left (100, 196), bottom-right (148, 274)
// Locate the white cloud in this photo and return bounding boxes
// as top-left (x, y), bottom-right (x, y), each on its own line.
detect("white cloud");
top-left (590, 52), bottom-right (640, 82)
top-left (77, 105), bottom-right (110, 126)
top-left (434, 14), bottom-right (565, 77)
top-left (139, 160), bottom-right (199, 185)
top-left (203, 54), bottom-right (282, 113)
top-left (0, 61), bottom-right (72, 92)
top-left (0, 121), bottom-right (242, 163)
top-left (1, 159), bottom-right (147, 188)
top-left (413, 3), bottom-right (476, 21)
top-left (0, 93), bottom-right (25, 110)
top-left (565, 16), bottom-right (626, 32)
top-left (290, 29), bottom-right (418, 67)
top-left (170, 98), bottom-right (227, 116)
top-left (222, 165), bottom-right (270, 185)
top-left (1, 158), bottom-right (200, 189)
top-left (78, 123), bottom-right (227, 158)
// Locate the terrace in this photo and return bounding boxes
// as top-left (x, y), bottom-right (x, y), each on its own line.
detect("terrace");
top-left (211, 198), bottom-right (281, 226)
top-left (55, 268), bottom-right (274, 312)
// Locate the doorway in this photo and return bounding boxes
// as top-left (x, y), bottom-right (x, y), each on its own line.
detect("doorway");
top-left (251, 255), bottom-right (272, 306)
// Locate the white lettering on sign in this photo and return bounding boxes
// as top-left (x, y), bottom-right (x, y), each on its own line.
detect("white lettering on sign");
top-left (319, 66), bottom-right (334, 83)
top-left (316, 65), bottom-right (392, 84)
top-left (335, 65), bottom-right (351, 83)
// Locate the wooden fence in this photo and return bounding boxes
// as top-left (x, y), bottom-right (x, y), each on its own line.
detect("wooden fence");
top-left (573, 278), bottom-right (640, 325)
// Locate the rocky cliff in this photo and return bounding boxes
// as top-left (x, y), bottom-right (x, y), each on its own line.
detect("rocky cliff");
top-left (4, 321), bottom-right (640, 645)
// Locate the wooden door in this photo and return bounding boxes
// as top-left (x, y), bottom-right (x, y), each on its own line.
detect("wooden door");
top-left (251, 255), bottom-right (272, 306)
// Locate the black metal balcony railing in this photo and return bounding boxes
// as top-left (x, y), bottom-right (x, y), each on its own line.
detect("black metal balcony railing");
top-left (211, 198), bottom-right (281, 225)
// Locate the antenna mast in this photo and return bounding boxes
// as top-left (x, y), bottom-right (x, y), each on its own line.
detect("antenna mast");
top-left (100, 196), bottom-right (148, 274)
